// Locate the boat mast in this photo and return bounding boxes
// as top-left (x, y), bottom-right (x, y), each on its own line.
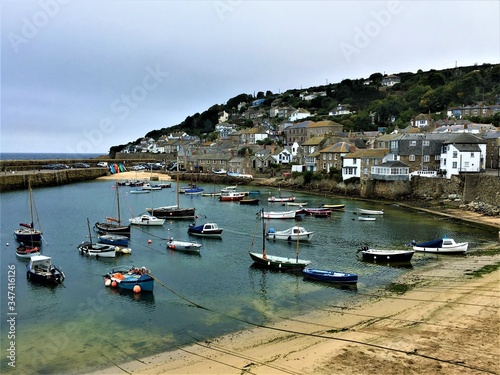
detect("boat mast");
top-left (115, 183), bottom-right (121, 225)
top-left (261, 208), bottom-right (267, 259)
top-left (28, 180), bottom-right (35, 228)
top-left (86, 218), bottom-right (93, 245)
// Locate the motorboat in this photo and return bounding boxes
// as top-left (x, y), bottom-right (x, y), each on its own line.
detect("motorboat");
top-left (411, 236), bottom-right (468, 254)
top-left (27, 255), bottom-right (65, 285)
top-left (219, 191), bottom-right (246, 201)
top-left (78, 241), bottom-right (118, 258)
top-left (187, 222), bottom-right (223, 238)
top-left (267, 226), bottom-right (314, 242)
top-left (268, 196), bottom-right (295, 203)
top-left (129, 214), bottom-right (165, 226)
top-left (98, 234), bottom-right (129, 247)
top-left (166, 237), bottom-right (201, 253)
top-left (358, 216), bottom-right (376, 221)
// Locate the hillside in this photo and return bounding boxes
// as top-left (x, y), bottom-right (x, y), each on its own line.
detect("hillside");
top-left (109, 63), bottom-right (500, 154)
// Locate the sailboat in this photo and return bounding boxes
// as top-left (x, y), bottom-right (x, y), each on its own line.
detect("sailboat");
top-left (79, 218), bottom-right (118, 258)
top-left (249, 208), bottom-right (311, 271)
top-left (94, 183), bottom-right (131, 236)
top-left (146, 163), bottom-right (196, 219)
top-left (14, 180), bottom-right (43, 244)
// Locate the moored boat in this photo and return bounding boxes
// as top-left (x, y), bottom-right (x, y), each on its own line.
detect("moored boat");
top-left (129, 214), bottom-right (165, 226)
top-left (187, 222), bottom-right (223, 238)
top-left (358, 247), bottom-right (415, 262)
top-left (321, 204), bottom-right (345, 210)
top-left (267, 226), bottom-right (314, 241)
top-left (358, 208), bottom-right (384, 215)
top-left (268, 196), bottom-right (295, 203)
top-left (166, 237), bottom-right (201, 253)
top-left (98, 234), bottom-right (129, 247)
top-left (302, 268), bottom-right (358, 283)
top-left (249, 209), bottom-right (311, 271)
top-left (94, 184), bottom-right (131, 236)
top-left (103, 265), bottom-right (154, 292)
top-left (219, 191), bottom-right (246, 201)
top-left (27, 255), bottom-right (65, 285)
top-left (259, 210), bottom-right (297, 219)
top-left (15, 243), bottom-right (41, 259)
top-left (15, 181), bottom-right (43, 244)
top-left (358, 216), bottom-right (376, 221)
top-left (411, 236), bottom-right (468, 254)
top-left (239, 198), bottom-right (259, 205)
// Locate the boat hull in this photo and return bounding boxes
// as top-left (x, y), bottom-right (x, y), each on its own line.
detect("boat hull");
top-left (104, 268), bottom-right (154, 292)
top-left (302, 268), bottom-right (358, 283)
top-left (358, 208), bottom-right (384, 215)
top-left (98, 234), bottom-right (129, 247)
top-left (360, 249), bottom-right (414, 262)
top-left (260, 210), bottom-right (297, 219)
top-left (129, 215), bottom-right (165, 226)
top-left (146, 207), bottom-right (195, 219)
top-left (78, 242), bottom-right (117, 258)
top-left (412, 238), bottom-right (468, 254)
top-left (94, 222), bottom-right (131, 236)
top-left (249, 252), bottom-right (310, 271)
top-left (14, 229), bottom-right (42, 243)
top-left (239, 198), bottom-right (259, 205)
top-left (26, 256), bottom-right (65, 285)
top-left (167, 239), bottom-right (201, 253)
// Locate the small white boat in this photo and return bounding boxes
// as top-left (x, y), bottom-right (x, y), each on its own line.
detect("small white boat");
top-left (129, 214), bottom-right (165, 226)
top-left (358, 216), bottom-right (376, 221)
top-left (268, 196), bottom-right (295, 203)
top-left (411, 236), bottom-right (468, 254)
top-left (129, 190), bottom-right (150, 194)
top-left (141, 183), bottom-right (162, 191)
top-left (188, 222), bottom-right (223, 238)
top-left (358, 208), bottom-right (384, 215)
top-left (78, 241), bottom-right (117, 258)
top-left (259, 210), bottom-right (297, 219)
top-left (267, 226), bottom-right (314, 241)
top-left (286, 202), bottom-right (307, 206)
top-left (166, 238), bottom-right (201, 253)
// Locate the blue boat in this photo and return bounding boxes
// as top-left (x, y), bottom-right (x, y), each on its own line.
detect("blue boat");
top-left (103, 266), bottom-right (154, 292)
top-left (187, 222), bottom-right (223, 238)
top-left (302, 268), bottom-right (358, 283)
top-left (98, 234), bottom-right (129, 247)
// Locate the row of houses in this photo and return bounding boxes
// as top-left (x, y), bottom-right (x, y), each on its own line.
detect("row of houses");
top-left (121, 120), bottom-right (500, 182)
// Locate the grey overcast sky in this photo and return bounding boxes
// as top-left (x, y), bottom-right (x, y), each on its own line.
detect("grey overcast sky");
top-left (2, 0), bottom-right (499, 154)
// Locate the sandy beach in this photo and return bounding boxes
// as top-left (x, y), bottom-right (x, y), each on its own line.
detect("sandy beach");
top-left (95, 171), bottom-right (500, 375)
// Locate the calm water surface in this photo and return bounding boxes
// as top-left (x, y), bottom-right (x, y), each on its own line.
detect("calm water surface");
top-left (1, 179), bottom-right (497, 374)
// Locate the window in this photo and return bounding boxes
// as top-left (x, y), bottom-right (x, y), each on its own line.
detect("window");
top-left (470, 152), bottom-right (474, 157)
top-left (423, 140), bottom-right (430, 146)
top-left (464, 161), bottom-right (470, 167)
top-left (452, 162), bottom-right (457, 168)
top-left (409, 155), bottom-right (415, 161)
top-left (410, 141), bottom-right (416, 146)
top-left (328, 154), bottom-right (332, 160)
top-left (435, 155), bottom-right (440, 161)
top-left (424, 155), bottom-right (430, 162)
top-left (452, 151), bottom-right (458, 158)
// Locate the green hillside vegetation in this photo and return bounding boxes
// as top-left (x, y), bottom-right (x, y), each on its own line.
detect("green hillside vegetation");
top-left (109, 63), bottom-right (500, 154)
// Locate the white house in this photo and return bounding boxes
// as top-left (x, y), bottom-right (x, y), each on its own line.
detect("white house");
top-left (440, 133), bottom-right (487, 179)
top-left (273, 149), bottom-right (292, 165)
top-left (289, 108), bottom-right (311, 122)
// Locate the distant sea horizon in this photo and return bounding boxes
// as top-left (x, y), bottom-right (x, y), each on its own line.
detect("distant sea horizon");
top-left (0, 152), bottom-right (106, 160)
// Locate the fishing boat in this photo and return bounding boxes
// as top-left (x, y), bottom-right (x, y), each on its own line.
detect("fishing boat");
top-left (94, 184), bottom-right (131, 236)
top-left (358, 247), bottom-right (415, 262)
top-left (286, 202), bottom-right (307, 206)
top-left (302, 268), bottom-right (358, 283)
top-left (268, 196), bottom-right (295, 203)
top-left (219, 191), bottom-right (246, 201)
top-left (249, 209), bottom-right (311, 271)
top-left (187, 222), bottom-right (223, 238)
top-left (27, 255), bottom-right (65, 285)
top-left (266, 226), bottom-right (314, 242)
top-left (129, 214), bottom-right (165, 226)
top-left (358, 208), bottom-right (384, 215)
top-left (98, 234), bottom-right (129, 247)
top-left (166, 237), bottom-right (201, 253)
top-left (259, 210), bottom-right (297, 219)
top-left (411, 236), bottom-right (468, 254)
top-left (14, 181), bottom-right (43, 244)
top-left (146, 169), bottom-right (196, 219)
top-left (15, 243), bottom-right (41, 259)
top-left (103, 265), bottom-right (154, 292)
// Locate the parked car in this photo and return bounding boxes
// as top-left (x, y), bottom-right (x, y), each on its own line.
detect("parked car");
top-left (73, 163), bottom-right (90, 168)
top-left (41, 164), bottom-right (69, 170)
top-left (96, 162), bottom-right (108, 167)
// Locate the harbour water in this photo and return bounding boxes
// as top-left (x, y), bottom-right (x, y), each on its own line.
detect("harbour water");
top-left (1, 178), bottom-right (498, 374)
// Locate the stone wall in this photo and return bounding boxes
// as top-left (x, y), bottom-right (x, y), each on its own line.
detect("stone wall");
top-left (0, 169), bottom-right (107, 192)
